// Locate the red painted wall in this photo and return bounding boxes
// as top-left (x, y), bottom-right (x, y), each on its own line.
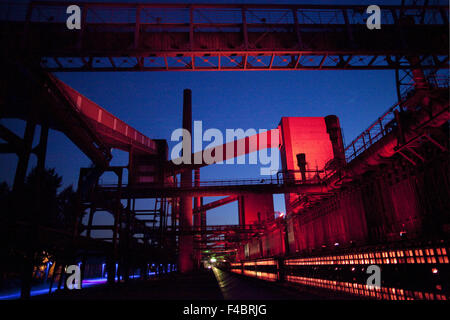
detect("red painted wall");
top-left (238, 194), bottom-right (274, 225)
top-left (279, 117), bottom-right (335, 213)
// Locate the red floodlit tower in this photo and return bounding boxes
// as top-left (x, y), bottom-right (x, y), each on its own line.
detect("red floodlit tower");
top-left (279, 116), bottom-right (343, 214)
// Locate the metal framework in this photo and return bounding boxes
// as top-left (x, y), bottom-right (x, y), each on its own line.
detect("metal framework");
top-left (1, 1), bottom-right (449, 298)
top-left (344, 83), bottom-right (449, 163)
top-left (1, 2), bottom-right (448, 72)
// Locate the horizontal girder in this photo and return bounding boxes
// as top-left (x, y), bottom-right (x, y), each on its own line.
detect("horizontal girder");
top-left (1, 2), bottom-right (448, 71)
top-left (98, 180), bottom-right (328, 198)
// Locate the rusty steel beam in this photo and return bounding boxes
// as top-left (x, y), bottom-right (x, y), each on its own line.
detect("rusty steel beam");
top-left (166, 128), bottom-right (280, 175)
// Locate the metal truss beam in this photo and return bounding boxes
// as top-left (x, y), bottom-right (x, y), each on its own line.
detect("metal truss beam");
top-left (1, 2), bottom-right (448, 72)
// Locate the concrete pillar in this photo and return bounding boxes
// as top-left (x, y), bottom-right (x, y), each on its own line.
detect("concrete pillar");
top-left (179, 89), bottom-right (194, 273)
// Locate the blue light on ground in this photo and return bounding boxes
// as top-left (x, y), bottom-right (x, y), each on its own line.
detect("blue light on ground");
top-left (0, 271), bottom-right (160, 300)
top-left (0, 277), bottom-right (108, 300)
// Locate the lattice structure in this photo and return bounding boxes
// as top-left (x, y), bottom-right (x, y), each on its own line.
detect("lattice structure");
top-left (0, 2), bottom-right (448, 71)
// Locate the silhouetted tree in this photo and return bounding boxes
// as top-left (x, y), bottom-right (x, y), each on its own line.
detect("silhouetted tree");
top-left (0, 168), bottom-right (83, 295)
top-left (57, 185), bottom-right (80, 230)
top-left (0, 181), bottom-right (9, 197)
top-left (22, 167), bottom-right (62, 227)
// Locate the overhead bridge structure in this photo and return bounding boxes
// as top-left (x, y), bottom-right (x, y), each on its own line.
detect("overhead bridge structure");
top-left (2, 2), bottom-right (448, 72)
top-left (0, 1), bottom-right (449, 300)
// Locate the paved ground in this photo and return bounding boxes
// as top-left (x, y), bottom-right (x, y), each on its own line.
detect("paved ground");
top-left (35, 271), bottom-right (222, 300)
top-left (33, 268), bottom-right (350, 300)
top-left (211, 268), bottom-right (326, 300)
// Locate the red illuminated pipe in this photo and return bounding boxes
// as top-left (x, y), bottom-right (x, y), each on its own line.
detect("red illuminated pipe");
top-left (166, 128), bottom-right (281, 175)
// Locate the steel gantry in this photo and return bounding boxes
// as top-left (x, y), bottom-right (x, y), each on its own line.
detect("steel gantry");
top-left (1, 2), bottom-right (448, 72)
top-left (0, 1), bottom-right (449, 298)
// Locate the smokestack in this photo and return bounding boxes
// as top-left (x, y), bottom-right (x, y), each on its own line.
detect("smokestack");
top-left (325, 115), bottom-right (346, 166)
top-left (296, 153), bottom-right (307, 180)
top-left (179, 89), bottom-right (194, 273)
top-left (182, 89), bottom-right (192, 140)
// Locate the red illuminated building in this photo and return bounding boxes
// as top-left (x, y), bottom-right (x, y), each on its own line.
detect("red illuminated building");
top-left (0, 1), bottom-right (448, 301)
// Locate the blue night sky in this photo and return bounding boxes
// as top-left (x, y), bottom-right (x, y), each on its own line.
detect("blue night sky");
top-left (1, 0), bottom-right (432, 228)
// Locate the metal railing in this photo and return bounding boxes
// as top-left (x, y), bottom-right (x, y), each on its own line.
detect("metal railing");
top-left (176, 174), bottom-right (324, 188)
top-left (165, 224), bottom-right (266, 235)
top-left (344, 74), bottom-right (449, 163)
top-left (344, 102), bottom-right (400, 163)
top-left (101, 176), bottom-right (322, 190)
top-left (1, 1), bottom-right (447, 25)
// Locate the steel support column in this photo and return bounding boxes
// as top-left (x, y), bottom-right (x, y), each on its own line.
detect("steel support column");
top-left (108, 168), bottom-right (123, 284)
top-left (17, 120), bottom-right (36, 299)
top-left (13, 121), bottom-right (35, 192)
top-left (193, 168), bottom-right (201, 268)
